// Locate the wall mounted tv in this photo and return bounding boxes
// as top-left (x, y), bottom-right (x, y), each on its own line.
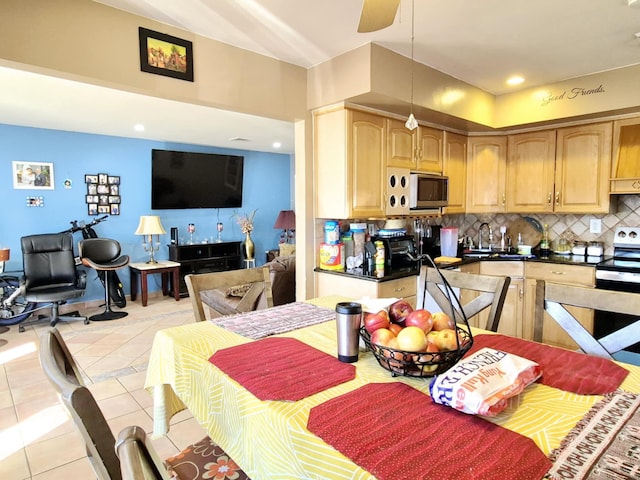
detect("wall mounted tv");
top-left (151, 149), bottom-right (244, 209)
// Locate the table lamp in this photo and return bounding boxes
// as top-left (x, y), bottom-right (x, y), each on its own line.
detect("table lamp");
top-left (274, 210), bottom-right (296, 244)
top-left (135, 215), bottom-right (166, 263)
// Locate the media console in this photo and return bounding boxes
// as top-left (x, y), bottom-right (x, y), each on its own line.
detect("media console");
top-left (168, 241), bottom-right (243, 296)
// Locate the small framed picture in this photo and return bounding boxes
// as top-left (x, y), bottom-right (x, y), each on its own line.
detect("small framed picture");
top-left (13, 161), bottom-right (55, 190)
top-left (139, 27), bottom-right (194, 82)
top-left (98, 195), bottom-right (109, 205)
top-left (98, 173), bottom-right (108, 185)
top-left (110, 204), bottom-right (120, 215)
top-left (108, 195), bottom-right (121, 204)
top-left (98, 205), bottom-right (110, 214)
top-left (88, 204), bottom-right (98, 215)
top-left (85, 174), bottom-right (98, 184)
top-left (86, 195), bottom-right (99, 203)
top-left (87, 184), bottom-right (98, 195)
top-left (97, 184), bottom-right (109, 194)
top-left (108, 176), bottom-right (120, 185)
top-left (109, 185), bottom-right (119, 195)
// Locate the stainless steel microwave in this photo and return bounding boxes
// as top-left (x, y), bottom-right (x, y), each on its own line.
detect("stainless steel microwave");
top-left (409, 173), bottom-right (448, 210)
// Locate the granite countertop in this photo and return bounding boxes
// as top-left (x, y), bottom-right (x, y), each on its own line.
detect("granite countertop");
top-left (315, 252), bottom-right (608, 282)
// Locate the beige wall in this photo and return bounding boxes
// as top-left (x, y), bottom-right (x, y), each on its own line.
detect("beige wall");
top-left (0, 0), bottom-right (307, 122)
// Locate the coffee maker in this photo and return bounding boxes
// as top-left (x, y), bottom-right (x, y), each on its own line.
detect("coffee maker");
top-left (414, 219), bottom-right (441, 260)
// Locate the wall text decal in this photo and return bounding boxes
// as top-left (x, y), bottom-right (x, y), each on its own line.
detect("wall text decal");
top-left (541, 84), bottom-right (605, 106)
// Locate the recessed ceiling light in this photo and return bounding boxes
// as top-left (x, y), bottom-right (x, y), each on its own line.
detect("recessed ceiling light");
top-left (134, 124), bottom-right (145, 132)
top-left (272, 141), bottom-right (281, 149)
top-left (506, 76), bottom-right (525, 86)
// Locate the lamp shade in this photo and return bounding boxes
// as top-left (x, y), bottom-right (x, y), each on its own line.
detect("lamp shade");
top-left (135, 215), bottom-right (166, 235)
top-left (273, 210), bottom-right (295, 230)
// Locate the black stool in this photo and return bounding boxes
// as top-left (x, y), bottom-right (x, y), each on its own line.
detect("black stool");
top-left (79, 238), bottom-right (129, 321)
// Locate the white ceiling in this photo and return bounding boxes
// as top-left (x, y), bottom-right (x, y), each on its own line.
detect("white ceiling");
top-left (2, 0), bottom-right (640, 153)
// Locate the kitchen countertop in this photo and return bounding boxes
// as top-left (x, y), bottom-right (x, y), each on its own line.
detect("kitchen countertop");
top-left (315, 253), bottom-right (609, 282)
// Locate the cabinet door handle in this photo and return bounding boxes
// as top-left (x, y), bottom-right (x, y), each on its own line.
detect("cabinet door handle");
top-left (551, 271), bottom-right (567, 275)
top-left (393, 286), bottom-right (406, 292)
top-left (547, 193), bottom-right (552, 207)
top-left (555, 191), bottom-right (560, 206)
top-left (502, 193), bottom-right (506, 206)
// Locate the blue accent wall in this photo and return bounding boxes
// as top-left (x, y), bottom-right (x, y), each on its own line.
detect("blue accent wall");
top-left (0, 124), bottom-right (293, 303)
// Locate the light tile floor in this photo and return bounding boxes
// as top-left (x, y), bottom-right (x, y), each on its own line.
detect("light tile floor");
top-left (0, 294), bottom-right (208, 479)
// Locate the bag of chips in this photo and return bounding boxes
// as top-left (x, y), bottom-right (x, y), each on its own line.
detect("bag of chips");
top-left (429, 347), bottom-right (541, 417)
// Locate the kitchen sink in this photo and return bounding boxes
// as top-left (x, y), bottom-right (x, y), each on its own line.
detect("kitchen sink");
top-left (463, 249), bottom-right (532, 260)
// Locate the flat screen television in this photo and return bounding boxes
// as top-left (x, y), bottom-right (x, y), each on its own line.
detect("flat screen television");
top-left (151, 149), bottom-right (244, 209)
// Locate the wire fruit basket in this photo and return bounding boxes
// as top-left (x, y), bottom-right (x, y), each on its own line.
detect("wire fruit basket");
top-left (360, 325), bottom-right (473, 378)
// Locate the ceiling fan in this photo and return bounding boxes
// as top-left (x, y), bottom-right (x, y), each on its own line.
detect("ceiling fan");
top-left (357, 0), bottom-right (401, 33)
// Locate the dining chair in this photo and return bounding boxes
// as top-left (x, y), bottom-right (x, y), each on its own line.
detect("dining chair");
top-left (39, 327), bottom-right (251, 480)
top-left (186, 267), bottom-right (273, 321)
top-left (20, 232), bottom-right (88, 332)
top-left (417, 265), bottom-right (511, 332)
top-left (115, 426), bottom-right (171, 480)
top-left (534, 280), bottom-right (640, 365)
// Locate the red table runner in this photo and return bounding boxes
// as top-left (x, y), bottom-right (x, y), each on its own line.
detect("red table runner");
top-left (209, 337), bottom-right (355, 401)
top-left (308, 382), bottom-right (551, 480)
top-left (465, 335), bottom-right (629, 395)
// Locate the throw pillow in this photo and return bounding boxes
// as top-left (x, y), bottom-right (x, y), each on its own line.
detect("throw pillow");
top-left (225, 283), bottom-right (252, 297)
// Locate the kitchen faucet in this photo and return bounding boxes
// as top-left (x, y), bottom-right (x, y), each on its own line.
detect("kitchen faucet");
top-left (478, 223), bottom-right (494, 250)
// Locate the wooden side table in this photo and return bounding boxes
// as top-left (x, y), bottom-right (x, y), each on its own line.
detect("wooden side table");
top-left (129, 261), bottom-right (181, 307)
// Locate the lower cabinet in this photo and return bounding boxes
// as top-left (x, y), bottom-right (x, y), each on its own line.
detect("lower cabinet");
top-left (523, 262), bottom-right (595, 350)
top-left (315, 272), bottom-right (417, 308)
top-left (477, 261), bottom-right (524, 338)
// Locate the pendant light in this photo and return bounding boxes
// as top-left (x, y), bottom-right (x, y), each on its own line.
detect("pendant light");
top-left (405, 0), bottom-right (418, 131)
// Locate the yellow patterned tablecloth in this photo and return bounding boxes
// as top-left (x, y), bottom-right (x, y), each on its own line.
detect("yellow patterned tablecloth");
top-left (145, 298), bottom-right (640, 480)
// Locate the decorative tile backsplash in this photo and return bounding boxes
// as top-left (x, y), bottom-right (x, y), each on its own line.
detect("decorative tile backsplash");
top-left (441, 195), bottom-right (640, 256)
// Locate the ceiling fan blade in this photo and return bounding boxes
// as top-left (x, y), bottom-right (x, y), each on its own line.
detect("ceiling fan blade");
top-left (357, 0), bottom-right (401, 33)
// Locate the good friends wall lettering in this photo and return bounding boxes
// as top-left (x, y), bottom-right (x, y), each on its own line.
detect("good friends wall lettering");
top-left (541, 84), bottom-right (605, 106)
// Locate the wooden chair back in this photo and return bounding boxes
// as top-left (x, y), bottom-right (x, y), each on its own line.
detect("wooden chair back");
top-left (39, 328), bottom-right (121, 480)
top-left (534, 280), bottom-right (640, 363)
top-left (418, 266), bottom-right (511, 332)
top-left (186, 267), bottom-right (273, 321)
top-left (115, 426), bottom-right (171, 480)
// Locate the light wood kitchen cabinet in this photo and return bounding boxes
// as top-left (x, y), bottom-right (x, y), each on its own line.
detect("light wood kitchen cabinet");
top-left (387, 118), bottom-right (443, 173)
top-left (315, 272), bottom-right (417, 308)
top-left (611, 117), bottom-right (640, 194)
top-left (506, 130), bottom-right (556, 212)
top-left (554, 123), bottom-right (612, 213)
top-left (478, 262), bottom-right (524, 339)
top-left (523, 262), bottom-right (595, 350)
top-left (466, 136), bottom-right (507, 213)
top-left (315, 107), bottom-right (386, 219)
top-left (443, 131), bottom-right (467, 214)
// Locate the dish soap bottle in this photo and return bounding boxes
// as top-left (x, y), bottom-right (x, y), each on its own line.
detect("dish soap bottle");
top-left (540, 224), bottom-right (551, 256)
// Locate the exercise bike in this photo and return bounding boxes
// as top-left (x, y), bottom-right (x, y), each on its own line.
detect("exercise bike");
top-left (62, 215), bottom-right (127, 308)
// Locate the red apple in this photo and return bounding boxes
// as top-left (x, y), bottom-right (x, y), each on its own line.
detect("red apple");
top-left (388, 300), bottom-right (414, 327)
top-left (370, 327), bottom-right (395, 347)
top-left (431, 311), bottom-right (455, 331)
top-left (396, 326), bottom-right (428, 352)
top-left (416, 342), bottom-right (441, 374)
top-left (363, 310), bottom-right (391, 334)
top-left (433, 328), bottom-right (459, 351)
top-left (404, 309), bottom-right (433, 333)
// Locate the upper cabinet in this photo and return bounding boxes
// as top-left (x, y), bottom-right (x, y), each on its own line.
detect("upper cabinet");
top-left (611, 117), bottom-right (640, 194)
top-left (315, 107), bottom-right (386, 219)
top-left (443, 132), bottom-right (467, 214)
top-left (506, 130), bottom-right (556, 212)
top-left (387, 119), bottom-right (443, 173)
top-left (466, 136), bottom-right (508, 213)
top-left (555, 123), bottom-right (612, 213)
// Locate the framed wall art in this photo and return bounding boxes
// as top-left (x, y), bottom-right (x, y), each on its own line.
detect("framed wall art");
top-left (13, 161), bottom-right (55, 189)
top-left (138, 27), bottom-right (194, 82)
top-left (85, 172), bottom-right (122, 215)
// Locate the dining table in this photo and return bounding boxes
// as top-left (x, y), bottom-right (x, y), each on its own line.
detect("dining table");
top-left (145, 295), bottom-right (640, 480)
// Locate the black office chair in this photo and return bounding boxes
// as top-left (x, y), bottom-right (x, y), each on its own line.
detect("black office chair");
top-left (79, 238), bottom-right (129, 321)
top-left (20, 233), bottom-right (88, 332)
